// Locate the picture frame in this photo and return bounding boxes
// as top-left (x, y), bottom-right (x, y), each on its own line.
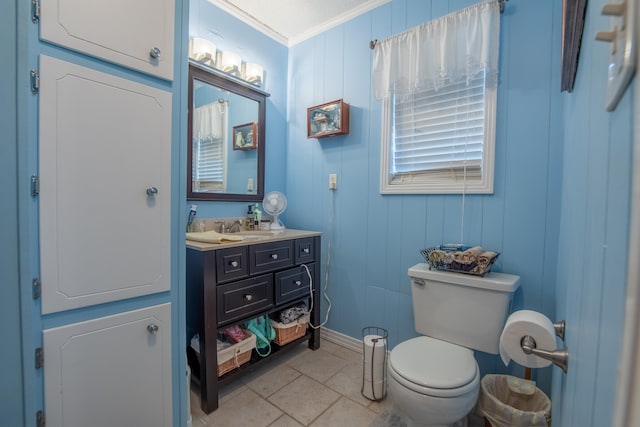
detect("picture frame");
top-left (232, 122), bottom-right (258, 150)
top-left (307, 99), bottom-right (349, 138)
top-left (560, 0), bottom-right (587, 92)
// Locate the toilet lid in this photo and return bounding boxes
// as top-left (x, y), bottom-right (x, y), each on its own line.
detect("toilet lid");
top-left (389, 336), bottom-right (477, 389)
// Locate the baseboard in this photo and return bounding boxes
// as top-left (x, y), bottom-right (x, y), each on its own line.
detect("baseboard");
top-left (320, 327), bottom-right (363, 353)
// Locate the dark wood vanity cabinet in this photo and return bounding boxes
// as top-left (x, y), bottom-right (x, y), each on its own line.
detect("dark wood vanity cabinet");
top-left (186, 232), bottom-right (321, 413)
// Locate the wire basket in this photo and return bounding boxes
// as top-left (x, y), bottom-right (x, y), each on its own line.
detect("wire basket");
top-left (361, 326), bottom-right (388, 401)
top-left (420, 245), bottom-right (500, 277)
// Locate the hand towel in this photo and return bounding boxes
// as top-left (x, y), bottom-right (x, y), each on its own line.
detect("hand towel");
top-left (454, 246), bottom-right (483, 264)
top-left (477, 251), bottom-right (497, 267)
top-left (186, 231), bottom-right (245, 243)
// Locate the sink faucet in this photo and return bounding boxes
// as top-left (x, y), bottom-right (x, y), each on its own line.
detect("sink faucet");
top-left (228, 219), bottom-right (242, 233)
top-left (214, 220), bottom-right (226, 233)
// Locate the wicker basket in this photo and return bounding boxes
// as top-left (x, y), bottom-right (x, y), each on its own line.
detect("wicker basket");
top-left (270, 314), bottom-right (309, 346)
top-left (217, 331), bottom-right (256, 377)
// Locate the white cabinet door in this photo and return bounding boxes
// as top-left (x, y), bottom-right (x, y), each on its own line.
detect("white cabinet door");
top-left (39, 55), bottom-right (171, 314)
top-left (40, 0), bottom-right (174, 80)
top-left (43, 303), bottom-right (172, 427)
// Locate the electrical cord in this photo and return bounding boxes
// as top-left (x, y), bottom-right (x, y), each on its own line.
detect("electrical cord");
top-left (304, 185), bottom-right (334, 329)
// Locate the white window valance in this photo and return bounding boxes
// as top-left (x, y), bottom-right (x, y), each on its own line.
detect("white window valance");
top-left (372, 0), bottom-right (501, 100)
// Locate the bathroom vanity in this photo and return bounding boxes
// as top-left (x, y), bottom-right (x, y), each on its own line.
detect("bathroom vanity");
top-left (186, 229), bottom-right (321, 413)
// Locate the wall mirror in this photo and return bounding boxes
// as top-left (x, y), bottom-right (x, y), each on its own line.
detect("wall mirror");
top-left (188, 62), bottom-right (268, 201)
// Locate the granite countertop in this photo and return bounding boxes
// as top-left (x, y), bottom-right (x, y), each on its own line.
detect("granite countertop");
top-left (186, 228), bottom-right (321, 251)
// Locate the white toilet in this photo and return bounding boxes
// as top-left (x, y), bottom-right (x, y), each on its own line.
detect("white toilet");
top-left (387, 263), bottom-right (520, 427)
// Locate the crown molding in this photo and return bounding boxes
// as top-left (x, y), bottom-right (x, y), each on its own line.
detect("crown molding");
top-left (288, 0), bottom-right (390, 46)
top-left (207, 0), bottom-right (390, 47)
top-left (207, 0), bottom-right (289, 46)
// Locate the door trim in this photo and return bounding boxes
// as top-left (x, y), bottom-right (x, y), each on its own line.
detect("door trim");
top-left (612, 26), bottom-right (640, 426)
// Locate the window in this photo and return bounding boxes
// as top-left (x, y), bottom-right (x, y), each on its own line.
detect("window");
top-left (380, 72), bottom-right (496, 194)
top-left (192, 133), bottom-right (225, 192)
top-left (192, 103), bottom-right (227, 193)
top-left (372, 0), bottom-right (500, 195)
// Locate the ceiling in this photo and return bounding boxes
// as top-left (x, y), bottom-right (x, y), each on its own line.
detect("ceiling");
top-left (208, 0), bottom-right (390, 46)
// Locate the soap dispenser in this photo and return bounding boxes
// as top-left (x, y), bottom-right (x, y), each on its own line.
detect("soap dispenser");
top-left (246, 204), bottom-right (254, 230)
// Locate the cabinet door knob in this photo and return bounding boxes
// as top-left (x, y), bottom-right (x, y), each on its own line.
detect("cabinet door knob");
top-left (303, 248), bottom-right (310, 254)
top-left (295, 280), bottom-right (302, 286)
top-left (230, 261), bottom-right (238, 268)
top-left (149, 47), bottom-right (161, 59)
top-left (271, 254), bottom-right (278, 260)
top-left (146, 186), bottom-right (158, 196)
top-left (244, 294), bottom-right (253, 301)
top-left (147, 323), bottom-right (159, 334)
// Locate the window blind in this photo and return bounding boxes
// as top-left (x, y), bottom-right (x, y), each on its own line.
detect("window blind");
top-left (391, 73), bottom-right (486, 182)
top-left (193, 135), bottom-right (224, 191)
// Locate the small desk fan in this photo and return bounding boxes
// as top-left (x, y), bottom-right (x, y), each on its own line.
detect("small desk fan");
top-left (263, 191), bottom-right (287, 230)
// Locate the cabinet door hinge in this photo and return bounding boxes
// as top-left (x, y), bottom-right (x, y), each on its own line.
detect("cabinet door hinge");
top-left (31, 174), bottom-right (39, 197)
top-left (35, 347), bottom-right (44, 369)
top-left (36, 410), bottom-right (45, 427)
top-left (30, 69), bottom-right (39, 94)
top-left (32, 278), bottom-right (41, 300)
top-left (31, 0), bottom-right (40, 23)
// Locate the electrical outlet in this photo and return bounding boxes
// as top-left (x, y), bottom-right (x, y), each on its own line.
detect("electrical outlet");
top-left (329, 173), bottom-right (337, 190)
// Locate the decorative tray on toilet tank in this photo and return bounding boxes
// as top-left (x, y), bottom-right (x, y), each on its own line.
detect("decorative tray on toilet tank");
top-left (421, 245), bottom-right (500, 277)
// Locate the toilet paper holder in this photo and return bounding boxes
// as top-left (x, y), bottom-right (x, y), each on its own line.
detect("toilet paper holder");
top-left (520, 320), bottom-right (568, 373)
top-left (553, 320), bottom-right (565, 341)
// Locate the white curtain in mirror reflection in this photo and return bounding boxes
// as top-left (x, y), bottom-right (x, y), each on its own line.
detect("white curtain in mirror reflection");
top-left (193, 101), bottom-right (228, 192)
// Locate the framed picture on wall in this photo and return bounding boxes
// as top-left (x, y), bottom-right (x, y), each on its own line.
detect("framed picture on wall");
top-left (232, 122), bottom-right (258, 150)
top-left (560, 0), bottom-right (587, 92)
top-left (307, 99), bottom-right (350, 138)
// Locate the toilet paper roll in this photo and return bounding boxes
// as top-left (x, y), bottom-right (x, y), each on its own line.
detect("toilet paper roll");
top-left (362, 378), bottom-right (385, 400)
top-left (499, 310), bottom-right (556, 368)
top-left (363, 335), bottom-right (386, 384)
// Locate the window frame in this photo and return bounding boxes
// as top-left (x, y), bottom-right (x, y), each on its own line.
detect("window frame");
top-left (379, 80), bottom-right (497, 195)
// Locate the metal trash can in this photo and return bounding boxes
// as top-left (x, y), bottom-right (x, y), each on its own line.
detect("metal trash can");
top-left (478, 374), bottom-right (551, 427)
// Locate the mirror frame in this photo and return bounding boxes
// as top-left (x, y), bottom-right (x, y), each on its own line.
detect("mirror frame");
top-left (187, 62), bottom-right (268, 201)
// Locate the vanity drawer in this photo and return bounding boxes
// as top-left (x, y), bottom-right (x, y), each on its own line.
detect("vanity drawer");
top-left (217, 274), bottom-right (274, 325)
top-left (274, 263), bottom-right (314, 305)
top-left (216, 246), bottom-right (249, 283)
top-left (295, 238), bottom-right (315, 264)
top-left (249, 241), bottom-right (294, 275)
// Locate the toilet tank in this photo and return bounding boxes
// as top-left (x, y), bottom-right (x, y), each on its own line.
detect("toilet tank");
top-left (408, 263), bottom-right (520, 355)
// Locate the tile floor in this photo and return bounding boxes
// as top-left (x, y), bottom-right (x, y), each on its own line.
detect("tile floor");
top-left (189, 337), bottom-right (485, 427)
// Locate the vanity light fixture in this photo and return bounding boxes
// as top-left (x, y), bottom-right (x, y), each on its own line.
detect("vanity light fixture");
top-left (244, 63), bottom-right (264, 86)
top-left (189, 38), bottom-right (265, 88)
top-left (221, 50), bottom-right (242, 77)
top-left (189, 37), bottom-right (217, 67)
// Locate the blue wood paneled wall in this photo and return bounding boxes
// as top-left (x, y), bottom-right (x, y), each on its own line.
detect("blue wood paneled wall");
top-left (285, 0), bottom-right (564, 393)
top-left (552, 0), bottom-right (634, 424)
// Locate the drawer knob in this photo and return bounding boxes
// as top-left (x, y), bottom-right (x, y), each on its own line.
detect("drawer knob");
top-left (244, 294), bottom-right (253, 301)
top-left (295, 280), bottom-right (302, 286)
top-left (271, 254), bottom-right (278, 260)
top-left (303, 248), bottom-right (310, 254)
top-left (230, 261), bottom-right (239, 268)
top-left (147, 323), bottom-right (159, 334)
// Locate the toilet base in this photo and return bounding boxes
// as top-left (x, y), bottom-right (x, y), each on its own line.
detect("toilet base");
top-left (388, 369), bottom-right (478, 427)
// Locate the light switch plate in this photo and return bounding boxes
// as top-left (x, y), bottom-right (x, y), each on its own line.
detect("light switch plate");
top-left (600, 0), bottom-right (636, 111)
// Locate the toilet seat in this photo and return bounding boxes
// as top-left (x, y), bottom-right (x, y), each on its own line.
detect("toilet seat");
top-left (389, 336), bottom-right (479, 398)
